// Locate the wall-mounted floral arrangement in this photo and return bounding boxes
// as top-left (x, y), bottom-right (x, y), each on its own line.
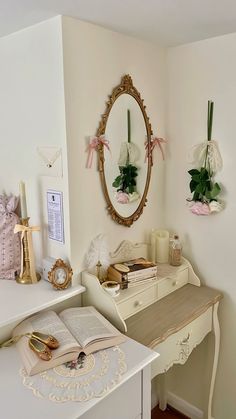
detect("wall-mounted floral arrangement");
top-left (187, 101), bottom-right (223, 215)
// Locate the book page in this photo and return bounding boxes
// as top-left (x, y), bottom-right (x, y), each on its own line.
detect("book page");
top-left (59, 306), bottom-right (121, 348)
top-left (13, 310), bottom-right (80, 362)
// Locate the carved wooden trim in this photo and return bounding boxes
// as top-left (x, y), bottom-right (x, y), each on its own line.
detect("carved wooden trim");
top-left (109, 240), bottom-right (149, 264)
top-left (96, 75), bottom-right (153, 227)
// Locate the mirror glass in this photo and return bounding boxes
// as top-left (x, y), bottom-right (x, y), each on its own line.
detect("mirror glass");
top-left (104, 94), bottom-right (147, 217)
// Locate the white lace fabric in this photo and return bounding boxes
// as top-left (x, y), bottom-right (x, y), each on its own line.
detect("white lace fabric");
top-left (118, 142), bottom-right (140, 166)
top-left (20, 346), bottom-right (127, 403)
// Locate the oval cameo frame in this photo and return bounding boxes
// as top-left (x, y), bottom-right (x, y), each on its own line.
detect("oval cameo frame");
top-left (48, 259), bottom-right (73, 290)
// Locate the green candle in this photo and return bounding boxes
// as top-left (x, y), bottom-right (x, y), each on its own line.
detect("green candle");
top-left (127, 109), bottom-right (131, 143)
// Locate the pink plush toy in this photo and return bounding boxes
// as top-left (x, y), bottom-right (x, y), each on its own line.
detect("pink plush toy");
top-left (0, 195), bottom-right (21, 279)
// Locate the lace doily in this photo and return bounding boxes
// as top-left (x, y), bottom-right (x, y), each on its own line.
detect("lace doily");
top-left (19, 346), bottom-right (127, 402)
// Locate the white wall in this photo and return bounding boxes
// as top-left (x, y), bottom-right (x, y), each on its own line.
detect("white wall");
top-left (61, 17), bottom-right (167, 269)
top-left (0, 17), bottom-right (71, 264)
top-left (166, 33), bottom-right (236, 419)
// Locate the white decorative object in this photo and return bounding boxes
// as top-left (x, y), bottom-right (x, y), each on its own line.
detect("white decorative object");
top-left (84, 234), bottom-right (110, 278)
top-left (19, 181), bottom-right (27, 218)
top-left (37, 147), bottom-right (61, 169)
top-left (189, 140), bottom-right (223, 174)
top-left (20, 346), bottom-right (127, 402)
top-left (150, 230), bottom-right (156, 263)
top-left (150, 229), bottom-right (170, 263)
top-left (102, 281), bottom-right (120, 297)
top-left (118, 142), bottom-right (140, 166)
top-left (42, 257), bottom-right (56, 281)
top-left (209, 200), bottom-right (224, 213)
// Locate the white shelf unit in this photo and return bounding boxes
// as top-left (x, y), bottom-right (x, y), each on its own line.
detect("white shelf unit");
top-left (0, 279), bottom-right (86, 341)
top-left (0, 338), bottom-right (158, 419)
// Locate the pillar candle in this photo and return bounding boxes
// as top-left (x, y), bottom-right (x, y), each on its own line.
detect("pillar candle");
top-left (156, 230), bottom-right (169, 263)
top-left (19, 181), bottom-right (28, 219)
top-left (150, 229), bottom-right (156, 263)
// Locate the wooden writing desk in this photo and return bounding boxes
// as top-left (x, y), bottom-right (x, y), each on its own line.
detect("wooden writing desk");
top-left (82, 241), bottom-right (222, 419)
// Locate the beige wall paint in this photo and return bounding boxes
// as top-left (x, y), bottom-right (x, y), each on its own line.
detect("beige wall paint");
top-left (61, 16), bottom-right (167, 270)
top-left (166, 33), bottom-right (236, 419)
top-left (0, 17), bottom-right (71, 264)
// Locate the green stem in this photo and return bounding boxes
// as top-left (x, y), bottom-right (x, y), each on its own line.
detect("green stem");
top-left (127, 109), bottom-right (131, 143)
top-left (208, 101), bottom-right (214, 142)
top-left (205, 100), bottom-right (214, 168)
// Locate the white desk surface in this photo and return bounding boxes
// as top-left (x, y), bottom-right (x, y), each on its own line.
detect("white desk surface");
top-left (0, 338), bottom-right (158, 419)
top-left (0, 279), bottom-right (85, 328)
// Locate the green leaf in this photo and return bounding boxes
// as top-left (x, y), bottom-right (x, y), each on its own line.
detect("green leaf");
top-left (210, 183), bottom-right (221, 198)
top-left (205, 190), bottom-right (212, 199)
top-left (193, 191), bottom-right (200, 201)
top-left (195, 183), bottom-right (204, 194)
top-left (200, 168), bottom-right (210, 180)
top-left (192, 174), bottom-right (201, 182)
top-left (112, 176), bottom-right (122, 187)
top-left (190, 179), bottom-right (198, 193)
top-left (188, 169), bottom-right (200, 176)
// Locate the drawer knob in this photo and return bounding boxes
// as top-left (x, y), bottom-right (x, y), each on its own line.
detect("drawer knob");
top-left (172, 280), bottom-right (178, 287)
top-left (134, 300), bottom-right (143, 307)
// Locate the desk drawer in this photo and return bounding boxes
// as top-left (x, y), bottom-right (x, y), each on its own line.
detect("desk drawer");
top-left (151, 307), bottom-right (212, 378)
top-left (81, 372), bottom-right (141, 419)
top-left (117, 284), bottom-right (158, 319)
top-left (158, 268), bottom-right (188, 300)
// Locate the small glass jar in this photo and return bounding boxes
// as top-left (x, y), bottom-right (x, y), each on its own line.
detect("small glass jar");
top-left (170, 235), bottom-right (182, 266)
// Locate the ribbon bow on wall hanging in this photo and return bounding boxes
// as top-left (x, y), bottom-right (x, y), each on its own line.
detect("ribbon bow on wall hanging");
top-left (86, 136), bottom-right (111, 168)
top-left (145, 135), bottom-right (167, 162)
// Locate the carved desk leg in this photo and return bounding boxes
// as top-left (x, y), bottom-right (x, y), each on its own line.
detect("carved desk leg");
top-left (158, 373), bottom-right (167, 411)
top-left (208, 302), bottom-right (220, 419)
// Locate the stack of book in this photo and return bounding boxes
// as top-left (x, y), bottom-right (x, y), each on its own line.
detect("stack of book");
top-left (107, 258), bottom-right (157, 289)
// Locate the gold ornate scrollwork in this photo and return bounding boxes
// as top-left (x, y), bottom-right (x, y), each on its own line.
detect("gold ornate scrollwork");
top-left (96, 75), bottom-right (153, 227)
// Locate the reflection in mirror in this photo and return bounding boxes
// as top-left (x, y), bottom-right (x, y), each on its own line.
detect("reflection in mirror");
top-left (96, 75), bottom-right (153, 227)
top-left (105, 95), bottom-right (147, 217)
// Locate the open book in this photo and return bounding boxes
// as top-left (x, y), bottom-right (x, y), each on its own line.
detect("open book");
top-left (13, 306), bottom-right (126, 376)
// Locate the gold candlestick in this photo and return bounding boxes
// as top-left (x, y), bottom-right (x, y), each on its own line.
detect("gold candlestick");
top-left (16, 218), bottom-right (41, 284)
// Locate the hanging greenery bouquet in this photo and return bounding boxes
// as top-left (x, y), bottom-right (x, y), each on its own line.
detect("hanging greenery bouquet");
top-left (113, 109), bottom-right (140, 204)
top-left (187, 101), bottom-right (223, 215)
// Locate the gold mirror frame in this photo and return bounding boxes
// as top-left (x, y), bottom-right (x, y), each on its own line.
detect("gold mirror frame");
top-left (96, 75), bottom-right (153, 227)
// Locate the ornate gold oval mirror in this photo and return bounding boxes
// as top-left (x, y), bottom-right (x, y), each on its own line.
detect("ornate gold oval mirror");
top-left (97, 75), bottom-right (153, 227)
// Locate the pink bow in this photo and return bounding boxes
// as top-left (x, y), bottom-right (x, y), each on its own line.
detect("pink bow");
top-left (145, 136), bottom-right (167, 162)
top-left (86, 135), bottom-right (111, 168)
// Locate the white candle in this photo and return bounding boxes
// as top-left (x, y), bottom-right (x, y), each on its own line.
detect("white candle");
top-left (156, 230), bottom-right (169, 263)
top-left (150, 229), bottom-right (156, 263)
top-left (19, 181), bottom-right (28, 219)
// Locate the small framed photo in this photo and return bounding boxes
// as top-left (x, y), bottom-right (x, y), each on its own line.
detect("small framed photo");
top-left (48, 259), bottom-right (73, 290)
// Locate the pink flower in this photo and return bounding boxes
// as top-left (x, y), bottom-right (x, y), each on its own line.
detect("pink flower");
top-left (189, 201), bottom-right (210, 215)
top-left (116, 191), bottom-right (129, 204)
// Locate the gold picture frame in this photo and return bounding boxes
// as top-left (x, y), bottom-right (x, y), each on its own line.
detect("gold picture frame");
top-left (48, 259), bottom-right (73, 290)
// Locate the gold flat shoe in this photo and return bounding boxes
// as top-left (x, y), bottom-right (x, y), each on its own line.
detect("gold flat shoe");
top-left (31, 332), bottom-right (59, 349)
top-left (29, 337), bottom-right (52, 361)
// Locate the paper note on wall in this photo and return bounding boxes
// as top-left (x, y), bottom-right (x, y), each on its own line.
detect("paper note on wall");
top-left (47, 190), bottom-right (64, 243)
